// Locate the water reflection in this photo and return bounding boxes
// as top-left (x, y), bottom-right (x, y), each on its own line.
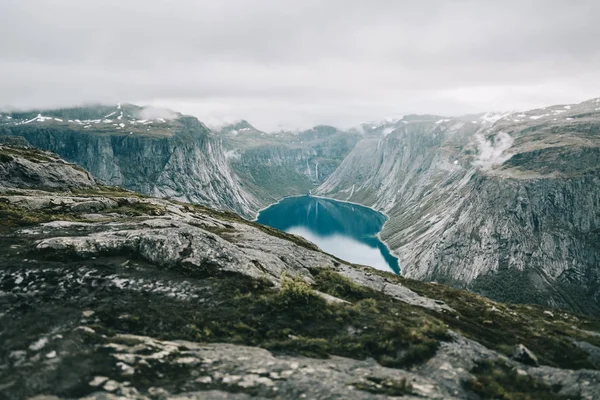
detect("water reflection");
top-left (256, 195), bottom-right (400, 274)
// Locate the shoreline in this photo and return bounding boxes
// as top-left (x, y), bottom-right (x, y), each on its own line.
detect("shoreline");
top-left (253, 192), bottom-right (401, 275)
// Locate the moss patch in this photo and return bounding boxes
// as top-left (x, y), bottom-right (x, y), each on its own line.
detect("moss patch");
top-left (96, 272), bottom-right (450, 369)
top-left (0, 146), bottom-right (56, 163)
top-left (464, 359), bottom-right (580, 400)
top-left (0, 199), bottom-right (84, 227)
top-left (366, 267), bottom-right (600, 370)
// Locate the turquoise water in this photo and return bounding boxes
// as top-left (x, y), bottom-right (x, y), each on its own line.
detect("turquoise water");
top-left (256, 195), bottom-right (400, 274)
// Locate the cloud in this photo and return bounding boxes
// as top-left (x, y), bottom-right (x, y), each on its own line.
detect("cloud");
top-left (473, 132), bottom-right (515, 168)
top-left (137, 106), bottom-right (179, 121)
top-left (1, 0), bottom-right (600, 130)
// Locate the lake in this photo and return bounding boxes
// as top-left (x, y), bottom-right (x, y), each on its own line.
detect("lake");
top-left (256, 195), bottom-right (400, 274)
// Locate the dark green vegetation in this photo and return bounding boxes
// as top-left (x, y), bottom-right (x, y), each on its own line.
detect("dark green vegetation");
top-left (0, 145), bottom-right (57, 163)
top-left (465, 360), bottom-right (579, 400)
top-left (94, 271), bottom-right (450, 369)
top-left (370, 268), bottom-right (600, 370)
top-left (0, 192), bottom-right (166, 228)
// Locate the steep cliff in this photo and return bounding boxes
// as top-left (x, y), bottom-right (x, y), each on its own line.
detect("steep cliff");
top-left (219, 123), bottom-right (360, 205)
top-left (2, 144), bottom-right (600, 399)
top-left (317, 99), bottom-right (600, 315)
top-left (0, 105), bottom-right (260, 217)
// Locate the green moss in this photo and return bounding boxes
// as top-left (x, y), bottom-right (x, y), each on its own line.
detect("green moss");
top-left (95, 272), bottom-right (450, 369)
top-left (0, 199), bottom-right (84, 227)
top-left (0, 153), bottom-right (13, 163)
top-left (0, 146), bottom-right (56, 163)
top-left (312, 268), bottom-right (371, 302)
top-left (365, 267), bottom-right (600, 370)
top-left (464, 359), bottom-right (580, 400)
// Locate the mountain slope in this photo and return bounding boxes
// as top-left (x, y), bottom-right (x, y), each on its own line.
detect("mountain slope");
top-left (218, 123), bottom-right (361, 206)
top-left (317, 99), bottom-right (600, 315)
top-left (2, 144), bottom-right (600, 399)
top-left (0, 105), bottom-right (260, 217)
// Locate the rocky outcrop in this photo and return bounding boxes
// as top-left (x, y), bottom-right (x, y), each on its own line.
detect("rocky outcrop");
top-left (2, 145), bottom-right (600, 399)
top-left (0, 144), bottom-right (96, 190)
top-left (317, 99), bottom-right (600, 315)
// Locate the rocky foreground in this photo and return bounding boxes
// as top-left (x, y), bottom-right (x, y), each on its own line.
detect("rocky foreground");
top-left (1, 144), bottom-right (600, 399)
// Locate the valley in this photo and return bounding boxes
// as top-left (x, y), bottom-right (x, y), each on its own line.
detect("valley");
top-left (2, 98), bottom-right (599, 316)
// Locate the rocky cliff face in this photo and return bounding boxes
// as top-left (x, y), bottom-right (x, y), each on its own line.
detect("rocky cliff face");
top-left (2, 144), bottom-right (600, 399)
top-left (0, 105), bottom-right (260, 217)
top-left (219, 123), bottom-right (361, 205)
top-left (317, 99), bottom-right (600, 315)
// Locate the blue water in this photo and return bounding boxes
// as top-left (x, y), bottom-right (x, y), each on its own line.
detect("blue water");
top-left (256, 195), bottom-right (400, 274)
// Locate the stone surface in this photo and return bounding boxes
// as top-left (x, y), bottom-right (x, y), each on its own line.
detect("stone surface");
top-left (316, 99), bottom-right (600, 315)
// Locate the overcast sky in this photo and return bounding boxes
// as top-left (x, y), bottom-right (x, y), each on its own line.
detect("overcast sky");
top-left (1, 0), bottom-right (599, 130)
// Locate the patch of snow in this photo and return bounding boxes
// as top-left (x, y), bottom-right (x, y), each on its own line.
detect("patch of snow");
top-left (552, 109), bottom-right (567, 114)
top-left (157, 118), bottom-right (166, 123)
top-left (119, 123), bottom-right (125, 128)
top-left (435, 119), bottom-right (450, 124)
top-left (566, 117), bottom-right (573, 120)
top-left (53, 118), bottom-right (63, 122)
top-left (480, 113), bottom-right (509, 124)
top-left (103, 111), bottom-right (116, 118)
top-left (564, 105), bottom-right (571, 109)
top-left (117, 112), bottom-right (123, 120)
top-left (117, 103), bottom-right (121, 109)
top-left (402, 121), bottom-right (408, 124)
top-left (84, 125), bottom-right (91, 128)
top-left (453, 160), bottom-right (458, 165)
top-left (24, 113), bottom-right (53, 124)
top-left (102, 119), bottom-right (112, 123)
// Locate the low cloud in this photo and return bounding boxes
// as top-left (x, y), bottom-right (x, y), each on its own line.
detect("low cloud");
top-left (137, 106), bottom-right (179, 121)
top-left (473, 131), bottom-right (514, 168)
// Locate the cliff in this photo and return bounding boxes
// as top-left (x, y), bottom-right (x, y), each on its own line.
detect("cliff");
top-left (0, 105), bottom-right (260, 217)
top-left (316, 99), bottom-right (600, 315)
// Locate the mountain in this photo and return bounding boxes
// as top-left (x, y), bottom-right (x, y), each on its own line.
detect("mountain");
top-left (316, 98), bottom-right (600, 315)
top-left (2, 143), bottom-right (600, 399)
top-left (218, 123), bottom-right (361, 206)
top-left (0, 104), bottom-right (261, 217)
top-left (3, 99), bottom-right (600, 316)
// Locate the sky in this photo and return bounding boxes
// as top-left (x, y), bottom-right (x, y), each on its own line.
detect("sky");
top-left (1, 0), bottom-right (600, 131)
